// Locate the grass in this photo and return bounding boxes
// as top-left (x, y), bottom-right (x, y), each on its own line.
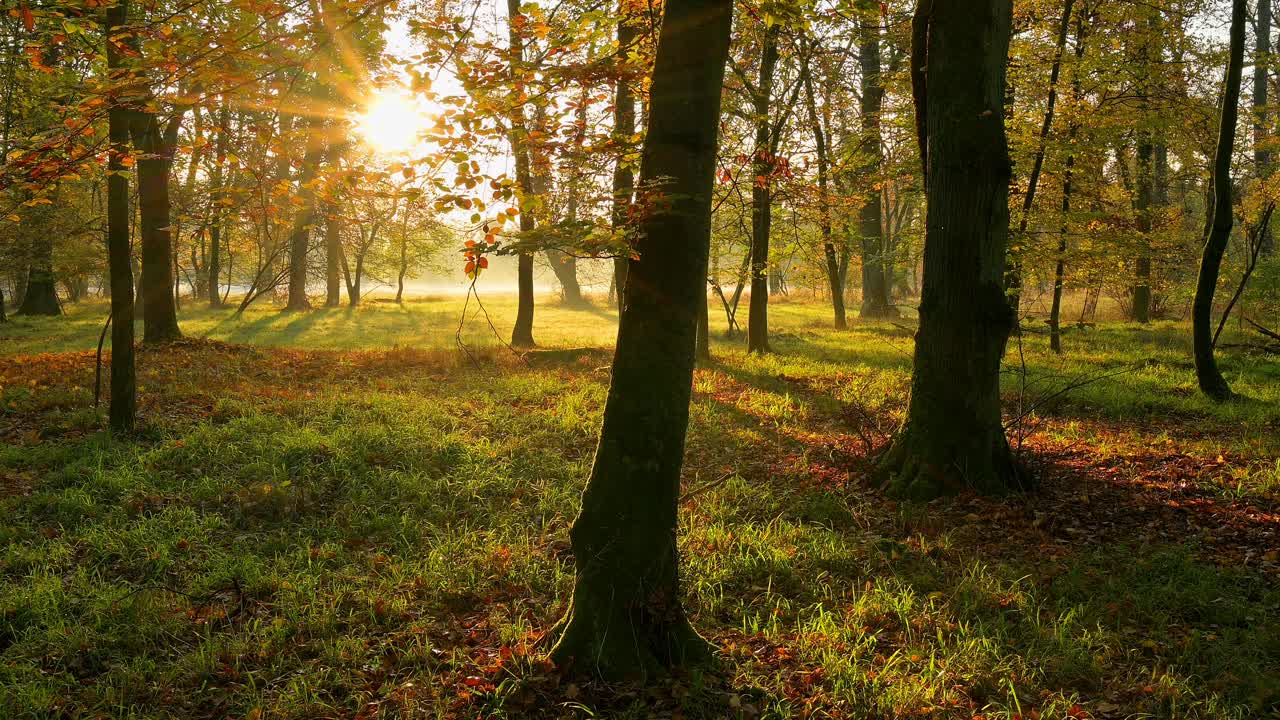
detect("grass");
top-left (1, 292), bottom-right (1277, 719)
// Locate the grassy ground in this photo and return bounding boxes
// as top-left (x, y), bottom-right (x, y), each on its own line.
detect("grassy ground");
top-left (1, 294), bottom-right (1278, 719)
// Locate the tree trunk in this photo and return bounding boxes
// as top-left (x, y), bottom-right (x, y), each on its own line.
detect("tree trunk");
top-left (326, 209), bottom-right (343, 307)
top-left (106, 1), bottom-right (136, 433)
top-left (879, 0), bottom-right (1019, 500)
top-left (1258, 0), bottom-right (1273, 254)
top-left (131, 110), bottom-right (184, 342)
top-left (858, 0), bottom-right (893, 319)
top-left (285, 139), bottom-right (324, 312)
top-left (17, 234), bottom-right (60, 316)
top-left (696, 286), bottom-right (711, 361)
top-left (1193, 0), bottom-right (1246, 401)
top-left (208, 105), bottom-right (231, 308)
top-left (1050, 14), bottom-right (1088, 354)
top-left (1009, 0), bottom-right (1074, 314)
top-left (801, 44), bottom-right (846, 330)
top-left (747, 24), bottom-right (781, 354)
top-left (549, 0), bottom-right (732, 679)
top-left (1133, 140), bottom-right (1153, 323)
top-left (611, 5), bottom-right (636, 313)
top-left (0, 284), bottom-right (6, 322)
top-left (396, 233), bottom-right (408, 304)
top-left (507, 0), bottom-right (537, 347)
top-left (546, 251), bottom-right (583, 305)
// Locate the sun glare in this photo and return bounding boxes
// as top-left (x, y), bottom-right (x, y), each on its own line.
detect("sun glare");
top-left (355, 87), bottom-right (433, 156)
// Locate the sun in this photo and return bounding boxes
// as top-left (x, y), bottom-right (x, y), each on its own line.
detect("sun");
top-left (355, 87), bottom-right (434, 156)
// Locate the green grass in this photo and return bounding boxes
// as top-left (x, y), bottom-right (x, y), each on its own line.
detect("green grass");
top-left (1, 293), bottom-right (1277, 719)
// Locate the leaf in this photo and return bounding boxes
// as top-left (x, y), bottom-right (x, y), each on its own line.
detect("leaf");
top-left (20, 3), bottom-right (33, 32)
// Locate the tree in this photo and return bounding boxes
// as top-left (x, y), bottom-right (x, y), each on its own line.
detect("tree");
top-left (610, 0), bottom-right (639, 311)
top-left (745, 23), bottom-right (781, 354)
top-left (879, 0), bottom-right (1018, 500)
top-left (130, 106), bottom-right (185, 341)
top-left (1192, 0), bottom-right (1246, 401)
top-left (285, 119), bottom-right (324, 313)
top-left (800, 40), bottom-right (846, 329)
top-left (507, 0), bottom-right (537, 347)
top-left (208, 104), bottom-right (231, 308)
top-left (106, 0), bottom-right (136, 433)
top-left (549, 0), bottom-right (733, 678)
top-left (16, 231), bottom-right (60, 315)
top-left (857, 0), bottom-right (893, 319)
top-left (1256, 0), bottom-right (1273, 255)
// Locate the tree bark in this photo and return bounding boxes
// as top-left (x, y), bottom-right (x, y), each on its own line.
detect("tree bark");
top-left (747, 24), bottom-right (780, 353)
top-left (106, 0), bottom-right (136, 433)
top-left (208, 105), bottom-right (230, 308)
top-left (1193, 0), bottom-right (1246, 401)
top-left (611, 4), bottom-right (637, 312)
top-left (1050, 14), bottom-right (1088, 354)
top-left (285, 135), bottom-right (324, 312)
top-left (879, 0), bottom-right (1019, 500)
top-left (326, 204), bottom-right (342, 307)
top-left (696, 285), bottom-right (711, 361)
top-left (130, 110), bottom-right (184, 341)
top-left (549, 0), bottom-right (732, 679)
top-left (17, 233), bottom-right (60, 316)
top-left (801, 43), bottom-right (846, 330)
top-left (1258, 0), bottom-right (1273, 254)
top-left (858, 0), bottom-right (894, 319)
top-left (507, 0), bottom-right (537, 347)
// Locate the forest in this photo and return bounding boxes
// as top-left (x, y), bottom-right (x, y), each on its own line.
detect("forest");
top-left (1, 0), bottom-right (1278, 718)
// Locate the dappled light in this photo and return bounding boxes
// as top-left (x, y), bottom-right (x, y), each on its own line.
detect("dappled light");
top-left (1, 0), bottom-right (1278, 718)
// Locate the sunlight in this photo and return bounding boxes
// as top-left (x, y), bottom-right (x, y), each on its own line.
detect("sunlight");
top-left (355, 87), bottom-right (433, 156)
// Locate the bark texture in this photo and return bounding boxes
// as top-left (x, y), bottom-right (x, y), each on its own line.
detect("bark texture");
top-left (507, 0), bottom-right (537, 347)
top-left (131, 110), bottom-right (183, 341)
top-left (106, 1), bottom-right (136, 433)
top-left (549, 0), bottom-right (733, 679)
top-left (747, 24), bottom-right (781, 353)
top-left (858, 0), bottom-right (893, 319)
top-left (880, 0), bottom-right (1019, 500)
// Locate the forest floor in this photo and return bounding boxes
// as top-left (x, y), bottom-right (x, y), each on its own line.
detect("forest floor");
top-left (1, 295), bottom-right (1278, 720)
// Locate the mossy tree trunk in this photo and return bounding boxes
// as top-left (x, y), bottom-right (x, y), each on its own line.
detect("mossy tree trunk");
top-left (106, 0), bottom-right (136, 433)
top-left (550, 0), bottom-right (732, 679)
top-left (880, 0), bottom-right (1019, 500)
top-left (1193, 0), bottom-right (1246, 401)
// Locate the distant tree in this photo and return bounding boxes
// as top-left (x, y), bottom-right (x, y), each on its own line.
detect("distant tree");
top-left (1193, 0), bottom-right (1246, 401)
top-left (856, 0), bottom-right (893, 319)
top-left (879, 0), bottom-right (1018, 499)
top-left (550, 0), bottom-right (733, 678)
top-left (800, 39), bottom-right (846, 329)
